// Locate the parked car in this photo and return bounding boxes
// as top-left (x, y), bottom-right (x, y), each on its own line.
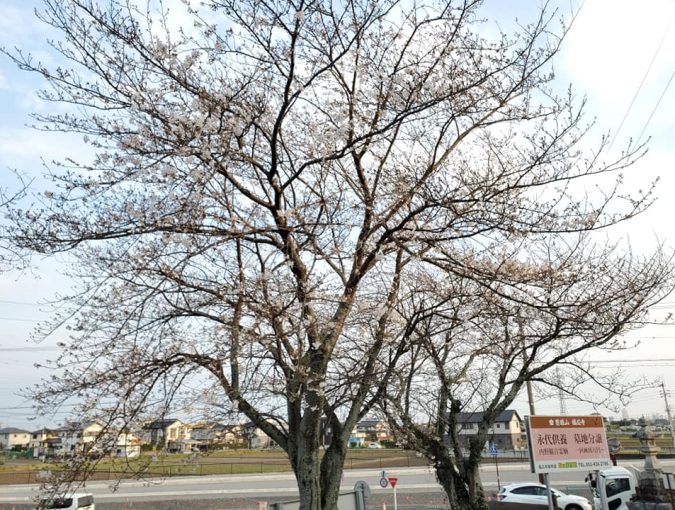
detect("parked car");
top-left (367, 442), bottom-right (381, 448)
top-left (496, 483), bottom-right (591, 510)
top-left (35, 493), bottom-right (95, 510)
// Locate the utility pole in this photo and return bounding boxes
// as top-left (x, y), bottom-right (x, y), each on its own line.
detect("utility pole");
top-left (519, 314), bottom-right (545, 484)
top-left (660, 380), bottom-right (675, 450)
top-left (519, 315), bottom-right (536, 416)
top-left (556, 368), bottom-right (567, 415)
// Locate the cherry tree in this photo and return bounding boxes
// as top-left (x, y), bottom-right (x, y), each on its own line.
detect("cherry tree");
top-left (380, 237), bottom-right (671, 510)
top-left (0, 177), bottom-right (29, 270)
top-left (3, 0), bottom-right (670, 508)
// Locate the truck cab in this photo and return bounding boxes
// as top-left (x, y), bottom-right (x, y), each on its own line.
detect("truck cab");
top-left (587, 466), bottom-right (636, 510)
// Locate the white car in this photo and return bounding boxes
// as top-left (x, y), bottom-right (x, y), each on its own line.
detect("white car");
top-left (496, 483), bottom-right (592, 510)
top-left (35, 493), bottom-right (95, 510)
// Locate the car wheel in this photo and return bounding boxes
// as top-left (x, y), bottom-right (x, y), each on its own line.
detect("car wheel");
top-left (565, 505), bottom-right (582, 510)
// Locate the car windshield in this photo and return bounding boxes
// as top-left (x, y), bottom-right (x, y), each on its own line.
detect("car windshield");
top-left (606, 478), bottom-right (631, 498)
top-left (41, 498), bottom-right (73, 509)
top-left (77, 495), bottom-right (94, 507)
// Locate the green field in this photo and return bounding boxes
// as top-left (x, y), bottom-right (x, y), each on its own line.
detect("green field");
top-left (0, 448), bottom-right (428, 485)
top-left (2, 437), bottom-right (672, 486)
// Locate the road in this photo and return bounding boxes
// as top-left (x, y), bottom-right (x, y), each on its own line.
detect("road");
top-left (1, 460), bottom-right (673, 505)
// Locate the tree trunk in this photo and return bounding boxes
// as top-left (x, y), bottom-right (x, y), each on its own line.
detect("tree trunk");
top-left (294, 443), bottom-right (322, 510)
top-left (287, 424), bottom-right (347, 509)
top-left (435, 456), bottom-right (489, 510)
top-left (286, 402), bottom-right (323, 510)
top-left (320, 439), bottom-right (348, 509)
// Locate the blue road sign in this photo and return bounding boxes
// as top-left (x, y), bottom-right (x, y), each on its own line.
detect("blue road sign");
top-left (489, 444), bottom-right (498, 456)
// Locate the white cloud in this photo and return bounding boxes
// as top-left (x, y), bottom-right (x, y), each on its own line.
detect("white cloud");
top-left (0, 1), bottom-right (53, 49)
top-left (0, 127), bottom-right (84, 168)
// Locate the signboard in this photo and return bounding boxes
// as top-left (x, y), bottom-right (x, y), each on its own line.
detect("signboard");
top-left (527, 415), bottom-right (612, 474)
top-left (388, 477), bottom-right (398, 488)
top-left (379, 477), bottom-right (388, 488)
top-left (489, 443), bottom-right (498, 456)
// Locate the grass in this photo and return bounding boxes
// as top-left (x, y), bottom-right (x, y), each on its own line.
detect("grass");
top-left (2, 433), bottom-right (673, 485)
top-left (3, 436), bottom-right (672, 480)
top-left (0, 447), bottom-right (422, 481)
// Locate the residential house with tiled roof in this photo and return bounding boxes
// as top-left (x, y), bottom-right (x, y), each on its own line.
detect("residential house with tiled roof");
top-left (54, 421), bottom-right (104, 456)
top-left (143, 419), bottom-right (191, 451)
top-left (29, 428), bottom-right (60, 458)
top-left (189, 422), bottom-right (230, 451)
top-left (452, 409), bottom-right (525, 450)
top-left (114, 430), bottom-right (141, 458)
top-left (349, 418), bottom-right (393, 447)
top-left (241, 422), bottom-right (273, 449)
top-left (0, 427), bottom-right (31, 450)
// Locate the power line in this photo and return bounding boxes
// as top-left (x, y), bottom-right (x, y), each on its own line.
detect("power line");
top-left (635, 67), bottom-right (675, 146)
top-left (593, 364), bottom-right (675, 369)
top-left (609, 14), bottom-right (673, 150)
top-left (0, 299), bottom-right (42, 306)
top-left (587, 358), bottom-right (675, 363)
top-left (617, 335), bottom-right (675, 339)
top-left (0, 316), bottom-right (42, 323)
top-left (0, 346), bottom-right (60, 352)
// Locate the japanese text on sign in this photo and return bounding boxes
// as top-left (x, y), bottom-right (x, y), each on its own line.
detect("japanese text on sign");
top-left (527, 415), bottom-right (611, 474)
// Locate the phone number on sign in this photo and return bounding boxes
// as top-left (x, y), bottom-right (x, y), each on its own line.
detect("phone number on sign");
top-left (536, 459), bottom-right (611, 471)
top-left (575, 460), bottom-right (612, 468)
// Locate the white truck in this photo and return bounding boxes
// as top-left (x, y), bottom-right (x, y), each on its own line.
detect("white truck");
top-left (586, 466), bottom-right (636, 510)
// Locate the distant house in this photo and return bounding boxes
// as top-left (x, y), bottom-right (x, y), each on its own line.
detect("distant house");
top-left (30, 428), bottom-right (60, 458)
top-left (0, 427), bottom-right (31, 450)
top-left (349, 418), bottom-right (392, 447)
top-left (242, 422), bottom-right (272, 449)
top-left (221, 424), bottom-right (246, 445)
top-left (143, 419), bottom-right (191, 451)
top-left (189, 422), bottom-right (223, 441)
top-left (189, 422), bottom-right (230, 451)
top-left (114, 431), bottom-right (141, 458)
top-left (54, 422), bottom-right (104, 456)
top-left (452, 410), bottom-right (525, 450)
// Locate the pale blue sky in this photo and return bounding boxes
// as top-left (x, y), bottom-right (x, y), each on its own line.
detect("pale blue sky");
top-left (1, 0), bottom-right (674, 429)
